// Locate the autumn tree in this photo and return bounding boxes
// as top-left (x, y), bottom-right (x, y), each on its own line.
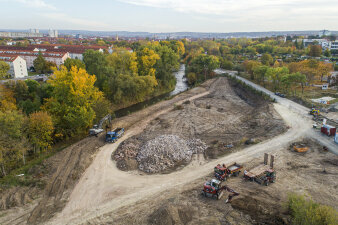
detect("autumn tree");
top-left (43, 66), bottom-right (103, 137)
top-left (0, 61), bottom-right (10, 79)
top-left (137, 47), bottom-right (160, 77)
top-left (27, 111), bottom-right (54, 153)
top-left (243, 60), bottom-right (261, 80)
top-left (308, 45), bottom-right (322, 57)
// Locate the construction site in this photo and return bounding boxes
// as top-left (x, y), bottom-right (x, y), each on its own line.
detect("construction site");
top-left (0, 76), bottom-right (337, 225)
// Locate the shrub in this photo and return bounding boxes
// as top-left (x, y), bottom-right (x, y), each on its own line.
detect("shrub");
top-left (287, 193), bottom-right (338, 225)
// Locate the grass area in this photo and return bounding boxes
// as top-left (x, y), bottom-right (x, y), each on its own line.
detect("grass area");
top-left (237, 72), bottom-right (337, 108)
top-left (287, 193), bottom-right (338, 225)
top-left (28, 71), bottom-right (39, 76)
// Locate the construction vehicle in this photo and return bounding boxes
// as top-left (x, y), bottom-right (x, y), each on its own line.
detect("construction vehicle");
top-left (309, 108), bottom-right (320, 116)
top-left (243, 153), bottom-right (276, 186)
top-left (105, 128), bottom-right (124, 143)
top-left (89, 114), bottom-right (112, 136)
top-left (214, 163), bottom-right (243, 181)
top-left (201, 179), bottom-right (239, 202)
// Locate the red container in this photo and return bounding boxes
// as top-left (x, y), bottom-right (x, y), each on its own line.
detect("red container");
top-left (321, 125), bottom-right (337, 136)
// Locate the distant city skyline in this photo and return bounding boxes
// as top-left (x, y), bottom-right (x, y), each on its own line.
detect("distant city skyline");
top-left (0, 0), bottom-right (337, 33)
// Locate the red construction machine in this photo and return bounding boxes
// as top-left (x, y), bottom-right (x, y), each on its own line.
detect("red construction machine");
top-left (243, 153), bottom-right (276, 186)
top-left (202, 179), bottom-right (239, 203)
top-left (214, 163), bottom-right (243, 181)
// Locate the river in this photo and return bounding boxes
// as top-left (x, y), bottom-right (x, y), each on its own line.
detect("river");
top-left (114, 64), bottom-right (188, 118)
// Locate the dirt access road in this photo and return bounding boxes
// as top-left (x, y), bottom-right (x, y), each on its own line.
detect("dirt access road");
top-left (46, 99), bottom-right (314, 223)
top-left (216, 69), bottom-right (337, 154)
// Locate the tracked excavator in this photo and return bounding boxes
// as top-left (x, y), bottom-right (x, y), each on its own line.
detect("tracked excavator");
top-left (89, 114), bottom-right (112, 136)
top-left (202, 179), bottom-right (239, 203)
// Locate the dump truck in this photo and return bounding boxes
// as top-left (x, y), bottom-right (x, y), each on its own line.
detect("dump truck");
top-left (243, 153), bottom-right (276, 186)
top-left (214, 163), bottom-right (243, 181)
top-left (201, 179), bottom-right (239, 202)
top-left (105, 128), bottom-right (124, 143)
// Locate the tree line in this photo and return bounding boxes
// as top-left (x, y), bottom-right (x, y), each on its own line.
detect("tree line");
top-left (0, 40), bottom-right (184, 177)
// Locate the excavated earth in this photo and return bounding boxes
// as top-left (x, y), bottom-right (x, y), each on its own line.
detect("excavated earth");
top-left (114, 77), bottom-right (287, 173)
top-left (88, 138), bottom-right (338, 225)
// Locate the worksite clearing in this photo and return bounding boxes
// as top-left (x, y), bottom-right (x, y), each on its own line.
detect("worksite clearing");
top-left (0, 76), bottom-right (337, 225)
top-left (114, 77), bottom-right (286, 173)
top-left (73, 139), bottom-right (338, 225)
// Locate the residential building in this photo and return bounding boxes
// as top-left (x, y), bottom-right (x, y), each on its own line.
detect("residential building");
top-left (330, 41), bottom-right (338, 51)
top-left (0, 48), bottom-right (70, 69)
top-left (0, 31), bottom-right (43, 38)
top-left (0, 55), bottom-right (28, 78)
top-left (303, 39), bottom-right (330, 50)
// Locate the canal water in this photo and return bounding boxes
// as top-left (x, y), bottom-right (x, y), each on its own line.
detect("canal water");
top-left (114, 64), bottom-right (188, 118)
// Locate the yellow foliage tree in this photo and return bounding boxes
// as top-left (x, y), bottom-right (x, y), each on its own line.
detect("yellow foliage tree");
top-left (43, 66), bottom-right (103, 137)
top-left (27, 111), bottom-right (54, 153)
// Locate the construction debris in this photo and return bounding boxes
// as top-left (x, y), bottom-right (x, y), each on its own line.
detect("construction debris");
top-left (137, 135), bottom-right (207, 173)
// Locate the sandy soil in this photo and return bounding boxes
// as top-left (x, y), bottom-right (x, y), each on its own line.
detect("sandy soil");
top-left (114, 77), bottom-right (286, 172)
top-left (0, 78), bottom-right (212, 225)
top-left (1, 76), bottom-right (336, 225)
top-left (87, 138), bottom-right (337, 225)
top-left (41, 101), bottom-right (312, 225)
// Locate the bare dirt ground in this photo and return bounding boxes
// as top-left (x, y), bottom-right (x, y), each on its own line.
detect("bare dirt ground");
top-left (77, 138), bottom-right (338, 225)
top-left (1, 76), bottom-right (336, 225)
top-left (114, 77), bottom-right (286, 172)
top-left (0, 78), bottom-right (212, 225)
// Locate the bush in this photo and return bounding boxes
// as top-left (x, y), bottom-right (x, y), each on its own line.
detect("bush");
top-left (287, 193), bottom-right (338, 225)
top-left (187, 72), bottom-right (197, 85)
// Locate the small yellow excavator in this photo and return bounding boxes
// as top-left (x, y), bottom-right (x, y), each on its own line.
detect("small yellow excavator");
top-left (309, 108), bottom-right (320, 116)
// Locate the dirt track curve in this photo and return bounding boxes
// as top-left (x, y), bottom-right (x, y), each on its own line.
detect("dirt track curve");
top-left (46, 103), bottom-right (312, 224)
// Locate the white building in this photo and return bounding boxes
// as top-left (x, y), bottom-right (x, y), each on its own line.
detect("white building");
top-left (303, 39), bottom-right (330, 50)
top-left (0, 55), bottom-right (28, 78)
top-left (330, 41), bottom-right (338, 51)
top-left (0, 49), bottom-right (70, 69)
top-left (48, 29), bottom-right (58, 38)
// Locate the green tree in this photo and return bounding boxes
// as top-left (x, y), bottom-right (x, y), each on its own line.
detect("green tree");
top-left (243, 60), bottom-right (261, 80)
top-left (187, 72), bottom-right (197, 85)
top-left (288, 193), bottom-right (338, 225)
top-left (261, 53), bottom-right (273, 66)
top-left (190, 54), bottom-right (220, 80)
top-left (64, 58), bottom-right (86, 70)
top-left (83, 49), bottom-right (109, 89)
top-left (266, 67), bottom-right (289, 91)
top-left (0, 61), bottom-right (10, 79)
top-left (253, 65), bottom-right (269, 87)
top-left (33, 52), bottom-right (47, 73)
top-left (323, 49), bottom-right (331, 57)
top-left (43, 66), bottom-right (103, 137)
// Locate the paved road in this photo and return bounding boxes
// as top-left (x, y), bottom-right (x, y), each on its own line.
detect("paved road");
top-left (215, 69), bottom-right (338, 154)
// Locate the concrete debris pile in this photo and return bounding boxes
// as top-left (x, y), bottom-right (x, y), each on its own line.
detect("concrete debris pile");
top-left (137, 135), bottom-right (207, 173)
top-left (114, 142), bottom-right (139, 161)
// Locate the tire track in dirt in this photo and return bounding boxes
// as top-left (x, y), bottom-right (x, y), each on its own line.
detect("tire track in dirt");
top-left (27, 137), bottom-right (105, 224)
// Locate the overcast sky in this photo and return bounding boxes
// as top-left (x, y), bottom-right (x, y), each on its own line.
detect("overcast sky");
top-left (0, 0), bottom-right (337, 32)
